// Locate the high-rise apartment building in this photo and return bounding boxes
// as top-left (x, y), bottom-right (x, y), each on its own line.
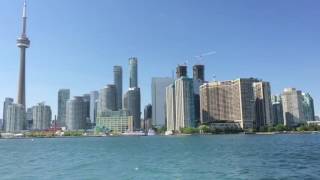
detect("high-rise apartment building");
top-left (302, 93), bottom-right (315, 122)
top-left (272, 95), bottom-right (284, 125)
top-left (32, 103), bottom-right (52, 130)
top-left (175, 77), bottom-right (195, 130)
top-left (99, 85), bottom-right (117, 114)
top-left (57, 89), bottom-right (70, 127)
top-left (2, 97), bottom-right (14, 130)
top-left (125, 88), bottom-right (141, 130)
top-left (166, 84), bottom-right (176, 132)
top-left (281, 88), bottom-right (305, 127)
top-left (83, 94), bottom-right (91, 123)
top-left (90, 91), bottom-right (99, 124)
top-left (200, 78), bottom-right (261, 130)
top-left (113, 66), bottom-right (123, 110)
top-left (4, 103), bottom-right (25, 132)
top-left (129, 57), bottom-right (138, 88)
top-left (26, 107), bottom-right (33, 130)
top-left (66, 96), bottom-right (88, 130)
top-left (253, 81), bottom-right (273, 129)
top-left (144, 104), bottom-right (152, 130)
top-left (151, 77), bottom-right (174, 128)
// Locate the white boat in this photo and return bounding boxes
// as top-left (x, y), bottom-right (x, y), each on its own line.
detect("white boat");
top-left (165, 131), bottom-right (174, 136)
top-left (147, 129), bottom-right (156, 136)
top-left (123, 131), bottom-right (146, 136)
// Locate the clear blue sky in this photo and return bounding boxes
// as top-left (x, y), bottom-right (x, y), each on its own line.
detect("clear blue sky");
top-left (0, 0), bottom-right (319, 117)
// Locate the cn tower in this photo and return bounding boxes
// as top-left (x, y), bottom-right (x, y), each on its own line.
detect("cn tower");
top-left (16, 0), bottom-right (30, 107)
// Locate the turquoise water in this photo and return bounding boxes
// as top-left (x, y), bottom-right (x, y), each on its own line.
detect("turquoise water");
top-left (0, 134), bottom-right (319, 180)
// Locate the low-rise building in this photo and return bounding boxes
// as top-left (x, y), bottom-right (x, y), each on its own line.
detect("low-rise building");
top-left (96, 110), bottom-right (133, 133)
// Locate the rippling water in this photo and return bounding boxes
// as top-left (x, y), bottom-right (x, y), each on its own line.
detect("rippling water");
top-left (0, 134), bottom-right (319, 180)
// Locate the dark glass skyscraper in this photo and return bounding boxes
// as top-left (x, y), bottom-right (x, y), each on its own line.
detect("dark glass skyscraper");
top-left (193, 64), bottom-right (205, 81)
top-left (125, 57), bottom-right (141, 130)
top-left (113, 66), bottom-right (123, 110)
top-left (176, 65), bottom-right (187, 79)
top-left (125, 88), bottom-right (141, 130)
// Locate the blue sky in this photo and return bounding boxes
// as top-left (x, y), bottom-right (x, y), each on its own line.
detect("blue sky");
top-left (0, 0), bottom-right (319, 117)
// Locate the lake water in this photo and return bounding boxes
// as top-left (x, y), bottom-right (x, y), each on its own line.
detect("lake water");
top-left (0, 134), bottom-right (319, 180)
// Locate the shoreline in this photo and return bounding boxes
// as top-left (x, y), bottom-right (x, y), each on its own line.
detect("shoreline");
top-left (1, 131), bottom-right (319, 140)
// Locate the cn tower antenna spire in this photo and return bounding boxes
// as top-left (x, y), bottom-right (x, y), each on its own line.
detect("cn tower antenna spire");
top-left (22, 0), bottom-right (27, 36)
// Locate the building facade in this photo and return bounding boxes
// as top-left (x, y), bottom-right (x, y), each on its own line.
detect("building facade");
top-left (302, 93), bottom-right (315, 122)
top-left (281, 88), bottom-right (305, 127)
top-left (66, 96), bottom-right (88, 130)
top-left (99, 85), bottom-right (117, 113)
top-left (5, 103), bottom-right (25, 132)
top-left (2, 97), bottom-right (14, 130)
top-left (125, 87), bottom-right (141, 130)
top-left (90, 91), bottom-right (99, 124)
top-left (32, 103), bottom-right (52, 130)
top-left (144, 104), bottom-right (152, 130)
top-left (129, 57), bottom-right (138, 88)
top-left (175, 77), bottom-right (195, 130)
top-left (57, 89), bottom-right (70, 127)
top-left (176, 65), bottom-right (187, 79)
top-left (200, 78), bottom-right (263, 130)
top-left (113, 66), bottom-right (123, 110)
top-left (272, 95), bottom-right (284, 125)
top-left (151, 77), bottom-right (174, 128)
top-left (166, 84), bottom-right (176, 132)
top-left (96, 110), bottom-right (133, 133)
top-left (193, 64), bottom-right (205, 81)
top-left (253, 81), bottom-right (273, 129)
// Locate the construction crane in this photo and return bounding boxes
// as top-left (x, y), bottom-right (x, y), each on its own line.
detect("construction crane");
top-left (194, 51), bottom-right (216, 64)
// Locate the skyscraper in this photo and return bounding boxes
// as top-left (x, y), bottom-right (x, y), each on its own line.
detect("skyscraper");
top-left (193, 64), bottom-right (205, 81)
top-left (90, 91), bottom-right (99, 124)
top-left (192, 65), bottom-right (205, 124)
top-left (129, 57), bottom-right (138, 88)
top-left (126, 57), bottom-right (141, 130)
top-left (83, 94), bottom-right (91, 124)
top-left (253, 81), bottom-right (273, 129)
top-left (272, 95), bottom-right (284, 125)
top-left (113, 66), bottom-right (123, 110)
top-left (98, 85), bottom-right (117, 114)
top-left (166, 84), bottom-right (176, 132)
top-left (151, 77), bottom-right (174, 128)
top-left (175, 77), bottom-right (195, 130)
top-left (66, 96), bottom-right (87, 130)
top-left (281, 88), bottom-right (305, 127)
top-left (26, 107), bottom-right (33, 129)
top-left (5, 104), bottom-right (25, 132)
top-left (32, 103), bottom-right (52, 130)
top-left (176, 65), bottom-right (187, 79)
top-left (57, 89), bottom-right (70, 127)
top-left (16, 0), bottom-right (30, 107)
top-left (143, 104), bottom-right (152, 130)
top-left (302, 93), bottom-right (315, 122)
top-left (125, 88), bottom-right (141, 130)
top-left (2, 98), bottom-right (14, 130)
top-left (200, 78), bottom-right (260, 130)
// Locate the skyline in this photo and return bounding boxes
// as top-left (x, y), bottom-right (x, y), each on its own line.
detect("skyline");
top-left (0, 0), bottom-right (319, 117)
